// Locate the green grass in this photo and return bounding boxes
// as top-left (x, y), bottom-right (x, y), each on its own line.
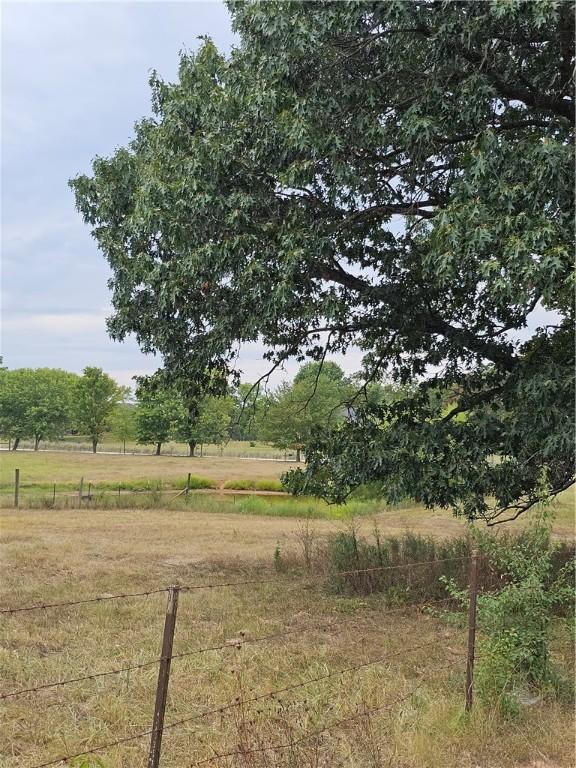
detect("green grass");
top-left (233, 495), bottom-right (377, 519)
top-left (223, 478), bottom-right (285, 491)
top-left (5, 488), bottom-right (383, 519)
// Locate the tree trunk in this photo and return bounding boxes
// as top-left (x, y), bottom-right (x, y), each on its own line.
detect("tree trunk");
top-left (92, 438), bottom-right (97, 454)
top-left (12, 438), bottom-right (19, 451)
top-left (155, 442), bottom-right (162, 456)
top-left (296, 447), bottom-right (301, 463)
top-left (188, 441), bottom-right (196, 457)
top-left (34, 436), bottom-right (40, 451)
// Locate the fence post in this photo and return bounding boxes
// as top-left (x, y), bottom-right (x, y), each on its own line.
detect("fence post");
top-left (186, 472), bottom-right (191, 497)
top-left (147, 585), bottom-right (180, 768)
top-left (52, 483), bottom-right (56, 505)
top-left (78, 477), bottom-right (84, 505)
top-left (14, 468), bottom-right (20, 508)
top-left (465, 547), bottom-right (479, 712)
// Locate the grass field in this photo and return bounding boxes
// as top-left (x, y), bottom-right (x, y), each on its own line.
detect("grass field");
top-left (1, 451), bottom-right (574, 537)
top-left (1, 504), bottom-right (574, 768)
top-left (0, 450), bottom-right (294, 489)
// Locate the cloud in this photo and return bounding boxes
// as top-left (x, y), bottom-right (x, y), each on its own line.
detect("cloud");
top-left (2, 312), bottom-right (109, 334)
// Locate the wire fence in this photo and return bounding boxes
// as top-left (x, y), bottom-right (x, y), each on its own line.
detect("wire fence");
top-left (1, 467), bottom-right (293, 510)
top-left (2, 556), bottom-right (480, 768)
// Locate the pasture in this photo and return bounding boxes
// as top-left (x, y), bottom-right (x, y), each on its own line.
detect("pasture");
top-left (0, 450), bottom-right (294, 490)
top-left (1, 451), bottom-right (574, 537)
top-left (1, 469), bottom-right (574, 766)
top-left (0, 452), bottom-right (574, 768)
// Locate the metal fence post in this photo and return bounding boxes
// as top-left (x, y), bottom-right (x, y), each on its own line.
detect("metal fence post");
top-left (148, 585), bottom-right (180, 768)
top-left (14, 468), bottom-right (20, 508)
top-left (465, 548), bottom-right (479, 712)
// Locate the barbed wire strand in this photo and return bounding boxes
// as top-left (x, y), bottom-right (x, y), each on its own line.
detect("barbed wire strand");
top-left (331, 555), bottom-right (470, 578)
top-left (189, 660), bottom-right (462, 766)
top-left (28, 637), bottom-right (449, 768)
top-left (1, 556), bottom-right (470, 615)
top-left (0, 626), bottom-right (324, 701)
top-left (0, 587), bottom-right (169, 615)
top-left (2, 597), bottom-right (459, 702)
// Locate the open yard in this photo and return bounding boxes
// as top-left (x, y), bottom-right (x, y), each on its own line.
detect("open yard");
top-left (1, 498), bottom-right (574, 768)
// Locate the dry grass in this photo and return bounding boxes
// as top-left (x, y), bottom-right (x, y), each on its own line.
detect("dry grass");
top-left (0, 506), bottom-right (573, 768)
top-left (0, 450), bottom-right (295, 489)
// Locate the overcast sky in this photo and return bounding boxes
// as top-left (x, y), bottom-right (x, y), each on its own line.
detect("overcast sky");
top-left (2, 1), bottom-right (363, 389)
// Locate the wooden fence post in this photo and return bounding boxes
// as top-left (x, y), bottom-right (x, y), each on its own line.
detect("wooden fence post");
top-left (52, 483), bottom-right (56, 505)
top-left (185, 472), bottom-right (191, 497)
top-left (147, 585), bottom-right (180, 768)
top-left (465, 548), bottom-right (479, 712)
top-left (78, 477), bottom-right (84, 505)
top-left (14, 468), bottom-right (20, 508)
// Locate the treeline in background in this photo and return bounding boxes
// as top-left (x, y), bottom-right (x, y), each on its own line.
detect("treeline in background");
top-left (0, 361), bottom-right (403, 458)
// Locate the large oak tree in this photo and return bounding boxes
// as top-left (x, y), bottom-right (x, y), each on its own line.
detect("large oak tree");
top-left (71, 1), bottom-right (574, 522)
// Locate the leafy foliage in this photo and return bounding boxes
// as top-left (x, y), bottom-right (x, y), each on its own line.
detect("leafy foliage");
top-left (0, 368), bottom-right (78, 449)
top-left (443, 508), bottom-right (575, 713)
top-left (135, 382), bottom-right (177, 454)
top-left (75, 367), bottom-right (125, 453)
top-left (70, 1), bottom-right (574, 520)
top-left (109, 401), bottom-right (137, 451)
top-left (172, 391), bottom-right (234, 455)
top-left (258, 362), bottom-right (352, 461)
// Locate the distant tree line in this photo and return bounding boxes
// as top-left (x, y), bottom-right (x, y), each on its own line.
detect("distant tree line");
top-left (0, 361), bottom-right (405, 457)
top-left (0, 366), bottom-right (127, 453)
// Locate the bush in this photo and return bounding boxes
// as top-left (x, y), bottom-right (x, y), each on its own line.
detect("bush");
top-left (442, 508), bottom-right (575, 714)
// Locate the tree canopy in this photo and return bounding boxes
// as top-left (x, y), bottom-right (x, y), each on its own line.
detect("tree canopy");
top-left (135, 383), bottom-right (176, 455)
top-left (71, 1), bottom-right (574, 522)
top-left (0, 368), bottom-right (78, 450)
top-left (172, 392), bottom-right (233, 456)
top-left (258, 362), bottom-right (351, 462)
top-left (75, 367), bottom-right (125, 453)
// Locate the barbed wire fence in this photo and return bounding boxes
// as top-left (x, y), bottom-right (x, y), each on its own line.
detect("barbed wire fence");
top-left (3, 468), bottom-right (293, 510)
top-left (1, 555), bottom-right (480, 768)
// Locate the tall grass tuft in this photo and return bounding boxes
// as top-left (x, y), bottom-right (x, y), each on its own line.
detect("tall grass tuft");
top-left (326, 528), bottom-right (472, 602)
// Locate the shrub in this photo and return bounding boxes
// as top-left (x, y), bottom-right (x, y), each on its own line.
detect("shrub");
top-left (442, 508), bottom-right (575, 714)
